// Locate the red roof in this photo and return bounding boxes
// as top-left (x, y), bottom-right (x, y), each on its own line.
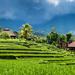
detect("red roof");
top-left (68, 42), bottom-right (75, 47)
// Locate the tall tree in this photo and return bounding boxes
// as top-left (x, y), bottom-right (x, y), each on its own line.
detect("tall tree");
top-left (47, 26), bottom-right (58, 44)
top-left (20, 23), bottom-right (32, 39)
top-left (59, 34), bottom-right (66, 42)
top-left (66, 32), bottom-right (72, 42)
top-left (47, 32), bottom-right (59, 44)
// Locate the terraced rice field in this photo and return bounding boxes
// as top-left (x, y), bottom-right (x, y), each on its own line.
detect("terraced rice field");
top-left (0, 42), bottom-right (67, 59)
top-left (0, 39), bottom-right (75, 75)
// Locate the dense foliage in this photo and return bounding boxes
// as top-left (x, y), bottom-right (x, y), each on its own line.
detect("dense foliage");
top-left (19, 23), bottom-right (32, 39)
top-left (0, 32), bottom-right (10, 39)
top-left (66, 33), bottom-right (72, 42)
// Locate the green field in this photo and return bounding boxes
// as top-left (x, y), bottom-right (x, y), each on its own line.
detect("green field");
top-left (0, 39), bottom-right (75, 75)
top-left (0, 59), bottom-right (75, 75)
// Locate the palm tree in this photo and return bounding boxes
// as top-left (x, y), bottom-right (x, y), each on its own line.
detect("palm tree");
top-left (20, 23), bottom-right (32, 39)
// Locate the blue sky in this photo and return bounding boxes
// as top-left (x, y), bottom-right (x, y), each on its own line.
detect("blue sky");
top-left (0, 0), bottom-right (75, 24)
top-left (0, 0), bottom-right (75, 33)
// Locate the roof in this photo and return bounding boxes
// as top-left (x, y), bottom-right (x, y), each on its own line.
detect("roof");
top-left (3, 28), bottom-right (10, 31)
top-left (3, 29), bottom-right (16, 37)
top-left (68, 42), bottom-right (75, 47)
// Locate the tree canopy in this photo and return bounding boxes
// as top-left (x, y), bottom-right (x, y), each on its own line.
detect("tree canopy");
top-left (19, 23), bottom-right (32, 39)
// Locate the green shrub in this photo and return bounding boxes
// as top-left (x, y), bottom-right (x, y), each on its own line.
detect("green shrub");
top-left (0, 32), bottom-right (10, 39)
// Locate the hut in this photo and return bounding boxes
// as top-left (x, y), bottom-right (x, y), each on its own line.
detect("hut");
top-left (68, 42), bottom-right (75, 50)
top-left (3, 28), bottom-right (17, 38)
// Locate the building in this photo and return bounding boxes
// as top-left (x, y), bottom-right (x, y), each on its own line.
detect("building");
top-left (68, 42), bottom-right (75, 50)
top-left (2, 28), bottom-right (17, 38)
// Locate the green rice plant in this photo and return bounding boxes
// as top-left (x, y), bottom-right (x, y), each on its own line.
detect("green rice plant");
top-left (0, 59), bottom-right (74, 75)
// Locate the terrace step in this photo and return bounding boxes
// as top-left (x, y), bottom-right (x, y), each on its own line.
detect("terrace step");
top-left (0, 48), bottom-right (43, 51)
top-left (0, 54), bottom-right (64, 59)
top-left (0, 51), bottom-right (62, 54)
top-left (0, 55), bottom-right (16, 59)
top-left (0, 55), bottom-right (64, 59)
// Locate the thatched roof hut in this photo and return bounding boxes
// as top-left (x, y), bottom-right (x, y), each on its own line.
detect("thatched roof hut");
top-left (2, 28), bottom-right (17, 38)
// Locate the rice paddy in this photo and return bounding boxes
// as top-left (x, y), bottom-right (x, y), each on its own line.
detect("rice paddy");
top-left (0, 39), bottom-right (75, 75)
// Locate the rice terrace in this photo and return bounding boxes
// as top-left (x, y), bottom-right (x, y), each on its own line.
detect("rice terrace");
top-left (0, 24), bottom-right (74, 75)
top-left (0, 0), bottom-right (75, 75)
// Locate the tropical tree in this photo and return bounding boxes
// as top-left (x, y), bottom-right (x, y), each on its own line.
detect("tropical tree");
top-left (66, 32), bottom-right (72, 42)
top-left (47, 26), bottom-right (59, 45)
top-left (20, 23), bottom-right (32, 39)
top-left (59, 34), bottom-right (66, 42)
top-left (47, 32), bottom-right (59, 44)
top-left (57, 34), bottom-right (67, 49)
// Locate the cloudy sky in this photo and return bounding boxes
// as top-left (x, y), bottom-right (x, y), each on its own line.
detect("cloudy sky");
top-left (0, 0), bottom-right (75, 24)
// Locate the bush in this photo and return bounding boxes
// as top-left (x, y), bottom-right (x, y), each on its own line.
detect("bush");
top-left (0, 32), bottom-right (10, 39)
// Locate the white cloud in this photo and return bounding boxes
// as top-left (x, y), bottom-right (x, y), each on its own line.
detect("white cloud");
top-left (47, 0), bottom-right (60, 6)
top-left (66, 0), bottom-right (75, 2)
